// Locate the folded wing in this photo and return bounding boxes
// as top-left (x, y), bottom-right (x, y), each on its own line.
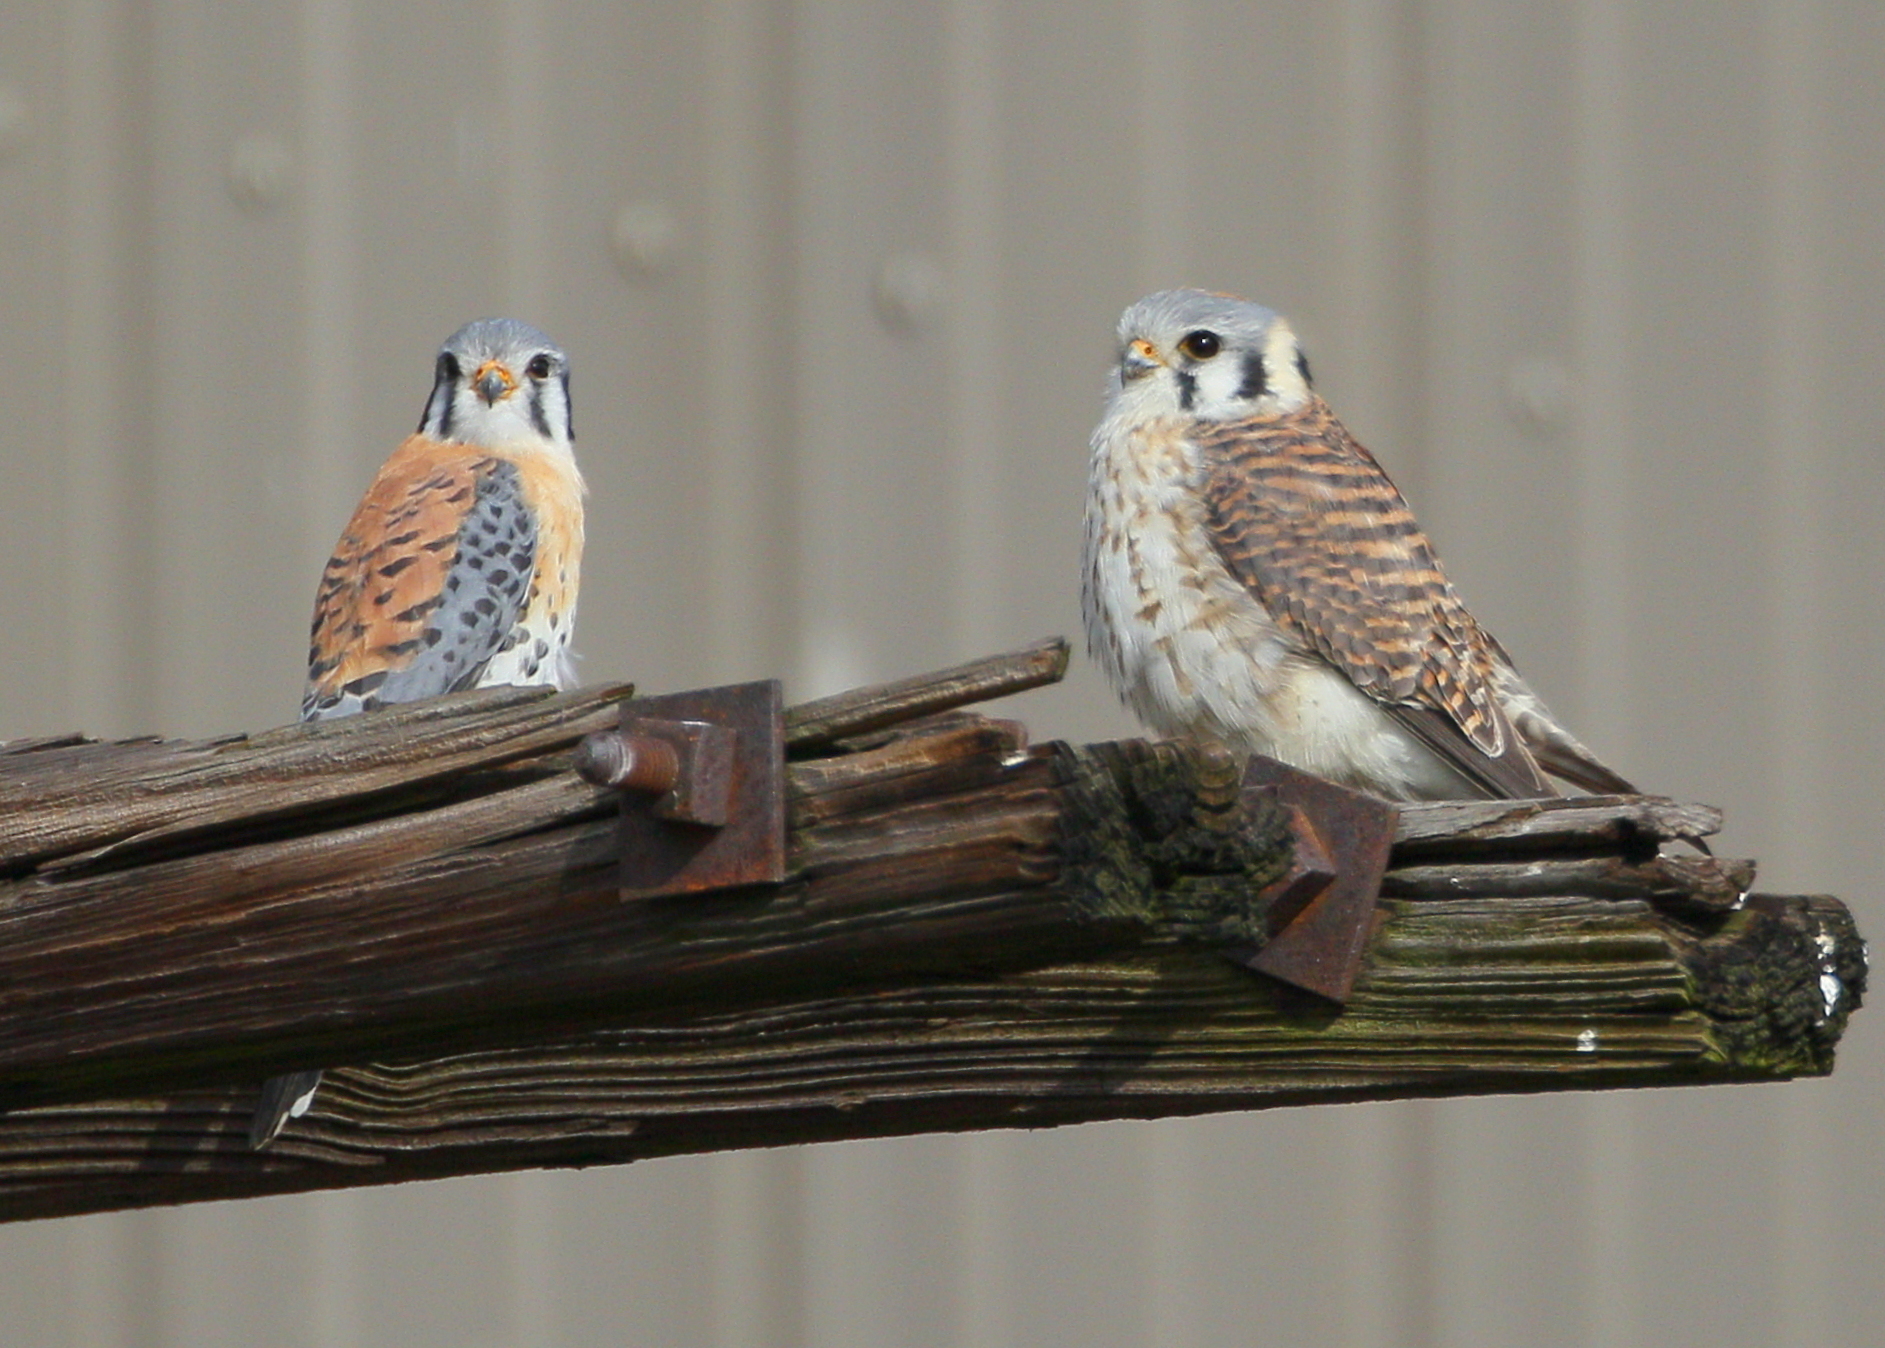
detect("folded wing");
top-left (1197, 406), bottom-right (1551, 800)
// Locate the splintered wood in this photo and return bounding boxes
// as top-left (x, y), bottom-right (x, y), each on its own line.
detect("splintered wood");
top-left (0, 637), bottom-right (1862, 1221)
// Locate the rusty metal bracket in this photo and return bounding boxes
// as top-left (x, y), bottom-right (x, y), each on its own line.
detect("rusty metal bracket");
top-left (1232, 756), bottom-right (1399, 1004)
top-left (574, 680), bottom-right (786, 899)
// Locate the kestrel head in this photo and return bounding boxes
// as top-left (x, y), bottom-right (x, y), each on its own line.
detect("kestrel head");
top-left (1107, 289), bottom-right (1314, 422)
top-left (418, 318), bottom-right (573, 454)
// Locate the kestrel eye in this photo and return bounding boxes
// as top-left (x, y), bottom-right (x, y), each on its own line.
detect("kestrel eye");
top-left (437, 352), bottom-right (462, 381)
top-left (1177, 330), bottom-right (1221, 361)
top-left (526, 353), bottom-right (554, 380)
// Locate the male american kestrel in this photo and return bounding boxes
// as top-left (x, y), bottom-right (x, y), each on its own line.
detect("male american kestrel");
top-left (1082, 288), bottom-right (1633, 803)
top-left (251, 317), bottom-right (586, 1148)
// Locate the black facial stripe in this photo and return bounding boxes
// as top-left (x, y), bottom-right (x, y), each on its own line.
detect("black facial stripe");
top-left (559, 370), bottom-right (573, 439)
top-left (1237, 351), bottom-right (1269, 401)
top-left (1296, 349), bottom-right (1313, 387)
top-left (1174, 368), bottom-right (1197, 412)
top-left (527, 384), bottom-right (553, 439)
top-left (425, 354), bottom-right (460, 435)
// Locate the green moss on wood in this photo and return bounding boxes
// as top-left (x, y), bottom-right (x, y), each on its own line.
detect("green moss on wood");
top-left (1055, 739), bottom-right (1292, 944)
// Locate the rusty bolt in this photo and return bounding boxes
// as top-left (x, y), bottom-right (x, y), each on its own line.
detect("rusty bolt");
top-left (574, 731), bottom-right (682, 795)
top-left (1189, 741), bottom-right (1244, 820)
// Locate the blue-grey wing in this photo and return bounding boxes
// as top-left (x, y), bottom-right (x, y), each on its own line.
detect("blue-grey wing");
top-left (302, 457), bottom-right (538, 721)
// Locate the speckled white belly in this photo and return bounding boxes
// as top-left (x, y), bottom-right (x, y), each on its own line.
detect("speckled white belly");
top-left (480, 607), bottom-right (577, 690)
top-left (478, 457), bottom-right (582, 692)
top-left (1081, 415), bottom-right (1471, 799)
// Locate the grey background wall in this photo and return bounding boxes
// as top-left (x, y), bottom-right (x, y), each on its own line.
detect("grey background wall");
top-left (0, 2), bottom-right (1879, 1344)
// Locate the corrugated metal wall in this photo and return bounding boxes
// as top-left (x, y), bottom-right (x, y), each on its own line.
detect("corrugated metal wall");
top-left (0, 3), bottom-right (1878, 1344)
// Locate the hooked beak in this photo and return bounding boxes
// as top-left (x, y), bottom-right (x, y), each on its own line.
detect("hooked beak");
top-left (1120, 337), bottom-right (1162, 383)
top-left (473, 359), bottom-right (517, 406)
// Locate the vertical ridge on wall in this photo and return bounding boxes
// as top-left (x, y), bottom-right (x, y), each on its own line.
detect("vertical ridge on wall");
top-left (1326, 0), bottom-right (1421, 442)
top-left (60, 0), bottom-right (154, 739)
top-left (953, 1132), bottom-right (1019, 1347)
top-left (1570, 6), bottom-right (1641, 1348)
top-left (1569, 0), bottom-right (1636, 751)
top-left (703, 16), bottom-right (804, 1337)
top-left (1132, 0), bottom-right (1186, 292)
top-left (1759, 5), bottom-right (1835, 1343)
top-left (300, 10), bottom-right (366, 1338)
top-left (710, 1150), bottom-right (808, 1348)
top-left (943, 5), bottom-right (1021, 1334)
top-left (500, 0), bottom-right (547, 318)
top-left (308, 1192), bottom-right (363, 1348)
top-left (944, 0), bottom-right (1003, 651)
top-left (506, 1173), bottom-right (555, 1348)
top-left (1330, 6), bottom-right (1434, 1342)
top-left (704, 0), bottom-right (797, 684)
top-left (301, 0), bottom-right (357, 578)
top-left (1755, 5), bottom-right (1831, 896)
top-left (66, 1210), bottom-right (157, 1348)
top-left (496, 5), bottom-right (553, 1337)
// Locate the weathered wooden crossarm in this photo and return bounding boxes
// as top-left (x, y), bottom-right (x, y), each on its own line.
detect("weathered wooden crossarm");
top-left (0, 886), bottom-right (1856, 1222)
top-left (0, 639), bottom-right (1863, 1223)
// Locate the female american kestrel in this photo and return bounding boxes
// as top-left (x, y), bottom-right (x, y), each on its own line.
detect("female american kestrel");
top-left (1082, 288), bottom-right (1632, 803)
top-left (252, 317), bottom-right (586, 1148)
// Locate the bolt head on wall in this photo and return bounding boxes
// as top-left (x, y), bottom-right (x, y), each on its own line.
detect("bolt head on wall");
top-left (609, 201), bottom-right (681, 281)
top-left (1504, 358), bottom-right (1572, 433)
top-left (227, 133), bottom-right (292, 211)
top-left (872, 252), bottom-right (946, 333)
